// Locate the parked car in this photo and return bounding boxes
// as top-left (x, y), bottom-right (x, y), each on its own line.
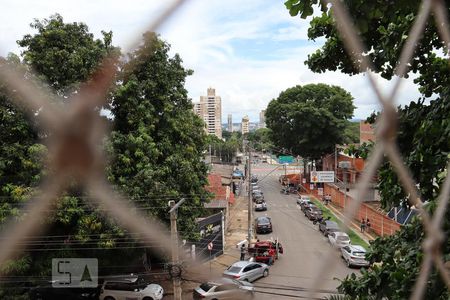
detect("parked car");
top-left (252, 191), bottom-right (264, 202)
top-left (328, 231), bottom-right (351, 248)
top-left (288, 186), bottom-right (298, 194)
top-left (297, 195), bottom-right (311, 206)
top-left (341, 245), bottom-right (370, 268)
top-left (193, 278), bottom-right (254, 299)
top-left (248, 240), bottom-right (283, 265)
top-left (223, 261), bottom-right (269, 282)
top-left (99, 276), bottom-right (164, 300)
top-left (280, 187), bottom-right (289, 194)
top-left (318, 220), bottom-right (340, 236)
top-left (251, 185), bottom-right (260, 191)
top-left (300, 201), bottom-right (315, 212)
top-left (254, 199), bottom-right (267, 211)
top-left (255, 216), bottom-right (272, 234)
top-left (30, 281), bottom-right (99, 300)
top-left (250, 175), bottom-right (258, 183)
top-left (304, 206), bottom-right (323, 221)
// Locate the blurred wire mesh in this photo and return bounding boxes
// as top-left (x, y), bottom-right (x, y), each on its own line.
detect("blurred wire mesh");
top-left (0, 0), bottom-right (449, 299)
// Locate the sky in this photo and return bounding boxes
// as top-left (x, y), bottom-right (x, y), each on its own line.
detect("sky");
top-left (0, 0), bottom-right (422, 122)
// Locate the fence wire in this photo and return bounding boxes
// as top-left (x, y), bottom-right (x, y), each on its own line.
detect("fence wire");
top-left (0, 0), bottom-right (449, 299)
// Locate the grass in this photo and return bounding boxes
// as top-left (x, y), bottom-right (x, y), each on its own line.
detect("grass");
top-left (311, 197), bottom-right (369, 248)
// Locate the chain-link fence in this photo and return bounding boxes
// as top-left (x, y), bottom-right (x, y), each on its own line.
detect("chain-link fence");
top-left (0, 0), bottom-right (449, 299)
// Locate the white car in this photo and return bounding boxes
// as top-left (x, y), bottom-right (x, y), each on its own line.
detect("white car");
top-left (100, 276), bottom-right (164, 300)
top-left (297, 195), bottom-right (310, 205)
top-left (254, 200), bottom-right (267, 211)
top-left (341, 245), bottom-right (370, 268)
top-left (193, 278), bottom-right (254, 299)
top-left (328, 231), bottom-right (351, 248)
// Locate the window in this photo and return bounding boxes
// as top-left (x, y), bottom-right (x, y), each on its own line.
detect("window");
top-left (199, 283), bottom-right (215, 292)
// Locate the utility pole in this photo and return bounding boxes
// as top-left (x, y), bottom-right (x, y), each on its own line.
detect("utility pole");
top-left (169, 198), bottom-right (185, 300)
top-left (246, 141), bottom-right (252, 246)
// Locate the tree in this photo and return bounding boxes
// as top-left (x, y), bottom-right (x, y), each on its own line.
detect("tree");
top-left (247, 128), bottom-right (274, 152)
top-left (0, 15), bottom-right (124, 299)
top-left (285, 1), bottom-right (450, 299)
top-left (107, 32), bottom-right (209, 240)
top-left (284, 0), bottom-right (448, 96)
top-left (18, 14), bottom-right (115, 96)
top-left (265, 83), bottom-right (355, 161)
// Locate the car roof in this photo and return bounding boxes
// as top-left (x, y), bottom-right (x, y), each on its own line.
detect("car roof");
top-left (230, 261), bottom-right (254, 268)
top-left (256, 216), bottom-right (270, 221)
top-left (104, 276), bottom-right (138, 283)
top-left (334, 232), bottom-right (349, 237)
top-left (349, 245), bottom-right (366, 252)
top-left (325, 220), bottom-right (338, 226)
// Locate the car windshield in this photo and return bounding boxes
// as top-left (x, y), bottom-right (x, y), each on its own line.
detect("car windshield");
top-left (337, 236), bottom-right (350, 241)
top-left (258, 218), bottom-right (270, 224)
top-left (199, 283), bottom-right (215, 292)
top-left (353, 251), bottom-right (366, 257)
top-left (227, 266), bottom-right (242, 273)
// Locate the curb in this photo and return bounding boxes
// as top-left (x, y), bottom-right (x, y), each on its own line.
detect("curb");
top-left (304, 193), bottom-right (376, 244)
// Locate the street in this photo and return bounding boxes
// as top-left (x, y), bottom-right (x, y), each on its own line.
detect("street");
top-left (250, 163), bottom-right (359, 299)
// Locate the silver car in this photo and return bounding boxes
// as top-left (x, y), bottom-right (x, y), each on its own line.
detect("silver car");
top-left (193, 278), bottom-right (254, 299)
top-left (341, 245), bottom-right (370, 268)
top-left (223, 261), bottom-right (269, 282)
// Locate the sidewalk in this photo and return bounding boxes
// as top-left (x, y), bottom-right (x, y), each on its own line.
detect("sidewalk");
top-left (210, 194), bottom-right (249, 270)
top-left (326, 202), bottom-right (377, 243)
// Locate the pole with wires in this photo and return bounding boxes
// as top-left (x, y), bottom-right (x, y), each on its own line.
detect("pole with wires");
top-left (246, 140), bottom-right (253, 246)
top-left (169, 198), bottom-right (185, 300)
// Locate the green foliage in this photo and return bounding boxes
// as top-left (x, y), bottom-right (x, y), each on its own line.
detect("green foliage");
top-left (205, 133), bottom-right (241, 163)
top-left (285, 2), bottom-right (450, 299)
top-left (107, 32), bottom-right (209, 240)
top-left (337, 209), bottom-right (450, 299)
top-left (247, 128), bottom-right (274, 152)
top-left (285, 0), bottom-right (448, 95)
top-left (265, 83), bottom-right (355, 160)
top-left (342, 121), bottom-right (360, 144)
top-left (17, 14), bottom-right (116, 95)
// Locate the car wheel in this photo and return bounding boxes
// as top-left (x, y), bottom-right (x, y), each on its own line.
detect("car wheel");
top-left (104, 297), bottom-right (115, 300)
top-left (263, 269), bottom-right (269, 277)
top-left (346, 259), bottom-right (351, 268)
top-left (143, 297), bottom-right (154, 300)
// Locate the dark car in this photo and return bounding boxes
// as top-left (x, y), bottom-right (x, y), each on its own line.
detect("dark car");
top-left (252, 191), bottom-right (264, 202)
top-left (251, 175), bottom-right (258, 183)
top-left (255, 216), bottom-right (272, 234)
top-left (301, 201), bottom-right (315, 212)
top-left (318, 220), bottom-right (340, 236)
top-left (30, 281), bottom-right (99, 300)
top-left (305, 206), bottom-right (323, 221)
top-left (280, 187), bottom-right (289, 194)
top-left (288, 186), bottom-right (298, 194)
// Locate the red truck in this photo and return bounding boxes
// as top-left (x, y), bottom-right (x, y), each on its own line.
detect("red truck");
top-left (248, 240), bottom-right (283, 265)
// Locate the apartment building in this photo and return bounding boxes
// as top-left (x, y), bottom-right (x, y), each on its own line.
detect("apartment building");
top-left (193, 88), bottom-right (222, 139)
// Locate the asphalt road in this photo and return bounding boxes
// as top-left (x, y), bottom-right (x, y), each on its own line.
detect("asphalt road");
top-left (250, 163), bottom-right (359, 299)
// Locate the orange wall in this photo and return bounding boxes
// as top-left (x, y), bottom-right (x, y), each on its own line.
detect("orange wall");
top-left (323, 184), bottom-right (400, 236)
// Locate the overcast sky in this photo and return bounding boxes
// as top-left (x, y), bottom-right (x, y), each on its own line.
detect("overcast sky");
top-left (0, 0), bottom-right (421, 122)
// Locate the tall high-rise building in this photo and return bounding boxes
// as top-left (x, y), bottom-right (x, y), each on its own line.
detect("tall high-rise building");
top-left (259, 110), bottom-right (266, 129)
top-left (227, 114), bottom-right (233, 132)
top-left (241, 115), bottom-right (250, 134)
top-left (193, 88), bottom-right (222, 139)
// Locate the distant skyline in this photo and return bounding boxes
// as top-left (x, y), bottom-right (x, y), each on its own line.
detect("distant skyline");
top-left (0, 1), bottom-right (422, 121)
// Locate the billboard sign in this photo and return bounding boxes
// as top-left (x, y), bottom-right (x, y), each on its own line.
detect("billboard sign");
top-left (318, 171), bottom-right (335, 182)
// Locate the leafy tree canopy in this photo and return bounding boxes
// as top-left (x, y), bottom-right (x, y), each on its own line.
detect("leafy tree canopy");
top-left (18, 13), bottom-right (116, 95)
top-left (107, 32), bottom-right (209, 240)
top-left (265, 83), bottom-right (354, 160)
top-left (284, 0), bottom-right (448, 97)
top-left (247, 128), bottom-right (274, 152)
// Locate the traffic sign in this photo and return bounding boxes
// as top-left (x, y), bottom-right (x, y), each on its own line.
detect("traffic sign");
top-left (207, 242), bottom-right (213, 251)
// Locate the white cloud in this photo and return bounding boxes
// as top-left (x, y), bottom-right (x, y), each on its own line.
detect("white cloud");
top-left (0, 0), bottom-right (423, 123)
